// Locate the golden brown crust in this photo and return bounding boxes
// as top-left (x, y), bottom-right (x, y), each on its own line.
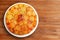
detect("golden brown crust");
top-left (6, 4), bottom-right (37, 35)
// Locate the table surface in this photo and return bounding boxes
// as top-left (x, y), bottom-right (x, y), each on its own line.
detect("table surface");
top-left (0, 0), bottom-right (60, 40)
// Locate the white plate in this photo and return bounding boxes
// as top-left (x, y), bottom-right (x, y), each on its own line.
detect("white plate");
top-left (4, 3), bottom-right (39, 38)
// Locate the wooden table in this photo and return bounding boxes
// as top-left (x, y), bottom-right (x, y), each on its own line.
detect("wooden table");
top-left (0, 0), bottom-right (60, 40)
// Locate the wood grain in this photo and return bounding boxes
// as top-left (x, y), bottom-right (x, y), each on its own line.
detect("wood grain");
top-left (0, 0), bottom-right (60, 40)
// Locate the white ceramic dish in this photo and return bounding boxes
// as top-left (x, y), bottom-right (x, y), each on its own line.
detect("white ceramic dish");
top-left (4, 3), bottom-right (39, 38)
